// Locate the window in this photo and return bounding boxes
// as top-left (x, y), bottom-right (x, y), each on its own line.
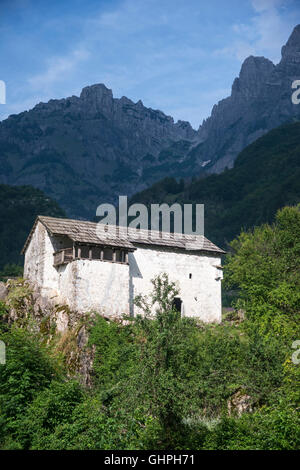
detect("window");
top-left (189, 273), bottom-right (192, 279)
top-left (80, 246), bottom-right (89, 259)
top-left (103, 247), bottom-right (113, 261)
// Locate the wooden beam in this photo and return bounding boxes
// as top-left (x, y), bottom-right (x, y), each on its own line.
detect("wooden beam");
top-left (78, 246), bottom-right (81, 259)
top-left (89, 246), bottom-right (92, 260)
top-left (100, 248), bottom-right (104, 261)
top-left (72, 244), bottom-right (75, 260)
top-left (125, 251), bottom-right (128, 264)
top-left (113, 249), bottom-right (116, 263)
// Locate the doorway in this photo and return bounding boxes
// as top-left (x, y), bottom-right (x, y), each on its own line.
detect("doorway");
top-left (172, 297), bottom-right (182, 315)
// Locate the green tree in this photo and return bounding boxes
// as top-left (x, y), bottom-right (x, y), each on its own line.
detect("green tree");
top-left (0, 325), bottom-right (63, 447)
top-left (224, 205), bottom-right (300, 339)
top-left (127, 274), bottom-right (207, 448)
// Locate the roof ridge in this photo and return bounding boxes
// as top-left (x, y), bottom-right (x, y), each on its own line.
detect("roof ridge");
top-left (22, 215), bottom-right (226, 254)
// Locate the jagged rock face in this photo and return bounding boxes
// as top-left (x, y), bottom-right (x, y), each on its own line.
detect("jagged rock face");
top-left (194, 25), bottom-right (300, 173)
top-left (0, 83), bottom-right (196, 217)
top-left (281, 24), bottom-right (300, 65)
top-left (231, 56), bottom-right (275, 100)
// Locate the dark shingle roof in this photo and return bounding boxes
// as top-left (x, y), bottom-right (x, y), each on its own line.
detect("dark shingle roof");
top-left (22, 215), bottom-right (225, 255)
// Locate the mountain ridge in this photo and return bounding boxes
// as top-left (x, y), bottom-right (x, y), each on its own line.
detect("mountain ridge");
top-left (0, 83), bottom-right (197, 218)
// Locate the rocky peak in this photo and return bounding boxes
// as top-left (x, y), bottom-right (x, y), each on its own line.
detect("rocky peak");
top-left (232, 56), bottom-right (275, 99)
top-left (281, 24), bottom-right (300, 63)
top-left (80, 83), bottom-right (113, 100)
top-left (193, 24), bottom-right (300, 174)
top-left (118, 95), bottom-right (134, 105)
top-left (175, 120), bottom-right (196, 139)
top-left (136, 99), bottom-right (144, 108)
top-left (77, 85), bottom-right (195, 139)
top-left (79, 83), bottom-right (114, 116)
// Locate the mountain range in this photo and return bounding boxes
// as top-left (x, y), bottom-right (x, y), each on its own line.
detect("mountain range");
top-left (0, 84), bottom-right (196, 218)
top-left (0, 25), bottom-right (300, 219)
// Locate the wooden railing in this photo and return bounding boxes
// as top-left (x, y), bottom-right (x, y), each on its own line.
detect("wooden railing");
top-left (53, 246), bottom-right (129, 267)
top-left (53, 248), bottom-right (73, 267)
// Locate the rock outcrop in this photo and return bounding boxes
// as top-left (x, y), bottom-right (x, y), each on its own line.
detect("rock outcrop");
top-left (227, 388), bottom-right (253, 417)
top-left (2, 278), bottom-right (96, 386)
top-left (0, 282), bottom-right (8, 300)
top-left (193, 24), bottom-right (300, 173)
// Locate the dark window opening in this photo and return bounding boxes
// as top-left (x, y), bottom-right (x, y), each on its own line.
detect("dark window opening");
top-left (189, 273), bottom-right (192, 279)
top-left (80, 246), bottom-right (89, 259)
top-left (172, 297), bottom-right (182, 314)
top-left (103, 247), bottom-right (113, 261)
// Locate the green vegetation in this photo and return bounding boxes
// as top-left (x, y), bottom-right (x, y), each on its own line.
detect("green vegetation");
top-left (131, 121), bottom-right (300, 249)
top-left (0, 184), bottom-right (65, 270)
top-left (0, 264), bottom-right (23, 282)
top-left (0, 205), bottom-right (299, 449)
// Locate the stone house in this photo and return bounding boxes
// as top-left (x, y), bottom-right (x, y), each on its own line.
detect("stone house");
top-left (22, 216), bottom-right (225, 322)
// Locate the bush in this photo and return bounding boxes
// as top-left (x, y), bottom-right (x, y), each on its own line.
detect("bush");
top-left (0, 326), bottom-right (63, 446)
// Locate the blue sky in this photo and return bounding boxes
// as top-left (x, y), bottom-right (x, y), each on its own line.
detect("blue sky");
top-left (0, 0), bottom-right (299, 128)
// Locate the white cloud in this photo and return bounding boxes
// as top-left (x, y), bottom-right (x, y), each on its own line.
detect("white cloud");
top-left (216, 0), bottom-right (295, 64)
top-left (28, 46), bottom-right (90, 92)
top-left (251, 0), bottom-right (283, 13)
top-left (213, 42), bottom-right (256, 61)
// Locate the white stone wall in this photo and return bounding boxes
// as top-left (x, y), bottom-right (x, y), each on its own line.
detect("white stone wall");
top-left (130, 245), bottom-right (222, 322)
top-left (24, 222), bottom-right (65, 302)
top-left (61, 259), bottom-right (130, 316)
top-left (24, 221), bottom-right (46, 287)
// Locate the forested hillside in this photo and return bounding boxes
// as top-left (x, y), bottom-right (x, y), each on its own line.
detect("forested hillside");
top-left (0, 185), bottom-right (65, 272)
top-left (131, 121), bottom-right (300, 249)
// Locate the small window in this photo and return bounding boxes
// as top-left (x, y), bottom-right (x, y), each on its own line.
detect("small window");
top-left (103, 247), bottom-right (113, 261)
top-left (80, 246), bottom-right (89, 259)
top-left (189, 273), bottom-right (192, 279)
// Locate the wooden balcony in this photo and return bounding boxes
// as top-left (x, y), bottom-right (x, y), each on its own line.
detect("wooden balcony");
top-left (53, 248), bottom-right (74, 267)
top-left (53, 245), bottom-right (129, 267)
